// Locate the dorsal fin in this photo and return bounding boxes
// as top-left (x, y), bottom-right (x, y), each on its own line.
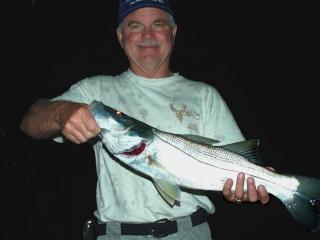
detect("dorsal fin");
top-left (179, 134), bottom-right (220, 146)
top-left (221, 139), bottom-right (264, 165)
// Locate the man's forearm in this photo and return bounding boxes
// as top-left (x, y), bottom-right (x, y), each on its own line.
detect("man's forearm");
top-left (20, 99), bottom-right (68, 139)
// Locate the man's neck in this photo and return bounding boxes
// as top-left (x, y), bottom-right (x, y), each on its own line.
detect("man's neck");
top-left (129, 65), bottom-right (173, 79)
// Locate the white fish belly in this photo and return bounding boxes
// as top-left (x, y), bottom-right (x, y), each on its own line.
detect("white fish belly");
top-left (153, 139), bottom-right (239, 190)
top-left (152, 136), bottom-right (299, 195)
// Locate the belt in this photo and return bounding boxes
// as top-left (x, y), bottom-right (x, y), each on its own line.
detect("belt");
top-left (95, 208), bottom-right (208, 238)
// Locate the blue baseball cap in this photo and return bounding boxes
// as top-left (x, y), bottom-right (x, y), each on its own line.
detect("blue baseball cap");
top-left (118, 0), bottom-right (174, 25)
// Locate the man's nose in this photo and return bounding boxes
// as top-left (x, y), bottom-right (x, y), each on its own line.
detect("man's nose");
top-left (141, 27), bottom-right (155, 39)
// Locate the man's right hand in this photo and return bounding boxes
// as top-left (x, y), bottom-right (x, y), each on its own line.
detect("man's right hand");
top-left (58, 103), bottom-right (101, 144)
top-left (21, 100), bottom-right (101, 144)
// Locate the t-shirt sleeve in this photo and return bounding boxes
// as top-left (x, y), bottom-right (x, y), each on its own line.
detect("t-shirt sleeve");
top-left (50, 77), bottom-right (99, 104)
top-left (202, 85), bottom-right (245, 145)
top-left (49, 76), bottom-right (104, 142)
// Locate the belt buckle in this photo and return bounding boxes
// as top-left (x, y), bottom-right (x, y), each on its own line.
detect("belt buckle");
top-left (151, 218), bottom-right (171, 238)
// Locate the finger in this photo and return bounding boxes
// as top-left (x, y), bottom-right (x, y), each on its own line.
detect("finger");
top-left (63, 128), bottom-right (88, 144)
top-left (63, 132), bottom-right (82, 144)
top-left (62, 121), bottom-right (89, 143)
top-left (86, 120), bottom-right (101, 135)
top-left (222, 178), bottom-right (234, 201)
top-left (257, 185), bottom-right (270, 205)
top-left (243, 192), bottom-right (248, 202)
top-left (81, 110), bottom-right (101, 136)
top-left (234, 172), bottom-right (245, 200)
top-left (69, 110), bottom-right (100, 141)
top-left (246, 177), bottom-right (258, 202)
top-left (78, 122), bottom-right (99, 140)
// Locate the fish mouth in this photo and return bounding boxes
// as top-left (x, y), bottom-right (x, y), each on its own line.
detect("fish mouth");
top-left (121, 142), bottom-right (146, 156)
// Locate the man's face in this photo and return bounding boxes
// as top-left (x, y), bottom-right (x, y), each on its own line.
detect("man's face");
top-left (117, 7), bottom-right (177, 75)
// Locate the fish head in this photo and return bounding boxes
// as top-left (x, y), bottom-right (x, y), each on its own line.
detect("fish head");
top-left (90, 101), bottom-right (154, 159)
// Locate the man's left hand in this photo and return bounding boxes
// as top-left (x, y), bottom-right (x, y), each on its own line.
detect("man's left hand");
top-left (222, 172), bottom-right (270, 204)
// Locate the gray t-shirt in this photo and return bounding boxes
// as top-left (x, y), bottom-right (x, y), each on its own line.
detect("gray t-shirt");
top-left (52, 70), bottom-right (244, 222)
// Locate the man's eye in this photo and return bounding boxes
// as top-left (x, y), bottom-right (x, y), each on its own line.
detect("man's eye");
top-left (154, 23), bottom-right (164, 28)
top-left (130, 24), bottom-right (142, 30)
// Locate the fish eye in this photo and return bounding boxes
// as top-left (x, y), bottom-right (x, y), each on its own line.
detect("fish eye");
top-left (115, 111), bottom-right (123, 116)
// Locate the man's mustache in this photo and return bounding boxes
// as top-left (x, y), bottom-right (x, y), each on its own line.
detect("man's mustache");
top-left (137, 40), bottom-right (160, 47)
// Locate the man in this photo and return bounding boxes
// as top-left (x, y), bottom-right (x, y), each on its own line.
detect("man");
top-left (22, 0), bottom-right (270, 239)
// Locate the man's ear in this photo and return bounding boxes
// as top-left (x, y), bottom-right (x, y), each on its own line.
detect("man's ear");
top-left (116, 28), bottom-right (124, 49)
top-left (172, 25), bottom-right (177, 39)
top-left (171, 25), bottom-right (178, 45)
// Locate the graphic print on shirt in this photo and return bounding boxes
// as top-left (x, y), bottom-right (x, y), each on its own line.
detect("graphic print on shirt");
top-left (169, 103), bottom-right (200, 134)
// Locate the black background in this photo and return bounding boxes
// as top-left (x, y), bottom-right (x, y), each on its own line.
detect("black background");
top-left (1, 1), bottom-right (319, 239)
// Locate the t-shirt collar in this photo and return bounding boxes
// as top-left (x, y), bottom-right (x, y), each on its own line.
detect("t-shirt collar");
top-left (123, 69), bottom-right (182, 86)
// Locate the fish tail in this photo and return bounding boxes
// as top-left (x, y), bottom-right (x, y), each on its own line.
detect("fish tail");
top-left (278, 175), bottom-right (320, 232)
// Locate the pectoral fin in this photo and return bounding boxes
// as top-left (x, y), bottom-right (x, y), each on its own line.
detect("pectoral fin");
top-left (154, 178), bottom-right (181, 206)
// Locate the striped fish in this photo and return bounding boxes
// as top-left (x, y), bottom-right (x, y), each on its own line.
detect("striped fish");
top-left (90, 100), bottom-right (320, 232)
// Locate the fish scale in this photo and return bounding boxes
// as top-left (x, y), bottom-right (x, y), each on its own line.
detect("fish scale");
top-left (152, 129), bottom-right (286, 190)
top-left (90, 100), bottom-right (320, 232)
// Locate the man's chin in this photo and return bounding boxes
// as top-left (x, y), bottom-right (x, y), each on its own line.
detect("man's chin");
top-left (137, 61), bottom-right (163, 71)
